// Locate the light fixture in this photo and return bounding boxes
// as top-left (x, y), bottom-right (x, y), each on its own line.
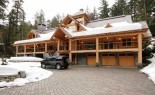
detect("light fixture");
top-left (65, 35), bottom-right (68, 38)
top-left (132, 36), bottom-right (136, 40)
top-left (118, 37), bottom-right (122, 40)
top-left (81, 41), bottom-right (84, 44)
top-left (107, 37), bottom-right (109, 40)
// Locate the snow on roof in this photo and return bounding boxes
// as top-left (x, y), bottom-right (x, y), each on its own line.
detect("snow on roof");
top-left (86, 15), bottom-right (132, 28)
top-left (14, 30), bottom-right (55, 45)
top-left (65, 22), bottom-right (143, 37)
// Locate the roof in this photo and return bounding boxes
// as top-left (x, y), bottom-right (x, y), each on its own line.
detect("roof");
top-left (14, 29), bottom-right (55, 45)
top-left (86, 15), bottom-right (132, 28)
top-left (64, 21), bottom-right (144, 37)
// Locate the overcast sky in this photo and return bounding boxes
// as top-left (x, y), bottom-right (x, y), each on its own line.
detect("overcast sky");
top-left (8, 0), bottom-right (115, 23)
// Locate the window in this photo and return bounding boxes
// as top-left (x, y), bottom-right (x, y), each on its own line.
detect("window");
top-left (50, 58), bottom-right (56, 61)
top-left (104, 42), bottom-right (108, 49)
top-left (104, 42), bottom-right (113, 49)
top-left (109, 42), bottom-right (113, 49)
top-left (122, 38), bottom-right (131, 46)
top-left (127, 39), bottom-right (131, 46)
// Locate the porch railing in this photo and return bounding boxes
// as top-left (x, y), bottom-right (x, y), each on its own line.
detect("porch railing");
top-left (18, 49), bottom-right (24, 53)
top-left (99, 41), bottom-right (138, 49)
top-left (72, 44), bottom-right (96, 50)
top-left (36, 47), bottom-right (45, 52)
top-left (26, 48), bottom-right (34, 52)
top-left (59, 45), bottom-right (69, 50)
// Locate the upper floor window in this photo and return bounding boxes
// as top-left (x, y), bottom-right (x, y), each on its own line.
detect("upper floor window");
top-left (122, 38), bottom-right (131, 46)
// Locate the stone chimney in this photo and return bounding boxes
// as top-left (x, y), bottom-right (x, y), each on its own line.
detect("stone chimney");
top-left (37, 23), bottom-right (47, 32)
top-left (80, 9), bottom-right (84, 11)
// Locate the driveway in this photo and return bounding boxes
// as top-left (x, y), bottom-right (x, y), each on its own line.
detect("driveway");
top-left (0, 66), bottom-right (155, 95)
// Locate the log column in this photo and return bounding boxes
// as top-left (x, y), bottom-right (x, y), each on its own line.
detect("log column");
top-left (69, 39), bottom-right (72, 62)
top-left (96, 37), bottom-right (99, 65)
top-left (138, 34), bottom-right (142, 64)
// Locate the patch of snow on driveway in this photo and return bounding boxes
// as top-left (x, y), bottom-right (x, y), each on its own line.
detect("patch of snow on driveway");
top-left (0, 58), bottom-right (53, 87)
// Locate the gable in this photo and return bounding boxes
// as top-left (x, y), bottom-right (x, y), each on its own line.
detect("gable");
top-left (52, 27), bottom-right (72, 40)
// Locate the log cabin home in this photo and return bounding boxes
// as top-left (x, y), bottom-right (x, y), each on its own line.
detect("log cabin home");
top-left (14, 9), bottom-right (152, 67)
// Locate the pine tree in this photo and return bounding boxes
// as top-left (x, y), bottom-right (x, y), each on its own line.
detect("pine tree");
top-left (110, 0), bottom-right (130, 16)
top-left (51, 16), bottom-right (59, 28)
top-left (99, 0), bottom-right (109, 19)
top-left (7, 0), bottom-right (25, 44)
top-left (0, 0), bottom-right (8, 19)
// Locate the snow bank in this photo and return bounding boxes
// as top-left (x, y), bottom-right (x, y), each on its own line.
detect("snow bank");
top-left (141, 55), bottom-right (155, 84)
top-left (8, 56), bottom-right (44, 62)
top-left (0, 61), bottom-right (53, 87)
top-left (0, 67), bottom-right (19, 75)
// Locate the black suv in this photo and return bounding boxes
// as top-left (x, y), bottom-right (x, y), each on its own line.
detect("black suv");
top-left (41, 56), bottom-right (70, 70)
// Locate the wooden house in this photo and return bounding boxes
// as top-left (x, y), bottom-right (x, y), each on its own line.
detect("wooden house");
top-left (14, 10), bottom-right (152, 67)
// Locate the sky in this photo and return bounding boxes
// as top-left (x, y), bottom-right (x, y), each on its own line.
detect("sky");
top-left (8, 0), bottom-right (115, 24)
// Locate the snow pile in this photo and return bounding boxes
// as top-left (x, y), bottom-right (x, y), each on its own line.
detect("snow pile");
top-left (141, 55), bottom-right (155, 84)
top-left (0, 61), bottom-right (53, 87)
top-left (8, 56), bottom-right (44, 62)
top-left (0, 67), bottom-right (19, 75)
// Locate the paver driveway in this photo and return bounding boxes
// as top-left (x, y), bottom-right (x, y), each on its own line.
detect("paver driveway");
top-left (0, 66), bottom-right (155, 95)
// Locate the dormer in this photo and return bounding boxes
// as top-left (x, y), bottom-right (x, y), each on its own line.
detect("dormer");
top-left (105, 23), bottom-right (112, 28)
top-left (72, 9), bottom-right (90, 25)
top-left (27, 30), bottom-right (39, 39)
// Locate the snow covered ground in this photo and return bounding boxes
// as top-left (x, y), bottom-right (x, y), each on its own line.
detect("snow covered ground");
top-left (0, 57), bottom-right (53, 87)
top-left (141, 55), bottom-right (155, 84)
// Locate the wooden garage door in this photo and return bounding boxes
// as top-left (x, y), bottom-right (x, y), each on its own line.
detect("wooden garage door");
top-left (87, 54), bottom-right (96, 65)
top-left (102, 54), bottom-right (116, 66)
top-left (119, 54), bottom-right (135, 67)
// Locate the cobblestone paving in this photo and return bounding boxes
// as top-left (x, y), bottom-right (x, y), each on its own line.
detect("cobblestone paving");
top-left (0, 66), bottom-right (155, 95)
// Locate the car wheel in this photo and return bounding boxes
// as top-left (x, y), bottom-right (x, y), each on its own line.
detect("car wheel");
top-left (56, 64), bottom-right (61, 70)
top-left (41, 64), bottom-right (46, 68)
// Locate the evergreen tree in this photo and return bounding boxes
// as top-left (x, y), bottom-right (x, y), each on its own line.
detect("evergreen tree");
top-left (0, 0), bottom-right (8, 19)
top-left (7, 0), bottom-right (25, 44)
top-left (110, 0), bottom-right (130, 16)
top-left (89, 7), bottom-right (98, 20)
top-left (51, 16), bottom-right (59, 28)
top-left (99, 0), bottom-right (109, 19)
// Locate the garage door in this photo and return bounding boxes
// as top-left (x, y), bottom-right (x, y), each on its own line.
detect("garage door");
top-left (87, 54), bottom-right (96, 65)
top-left (118, 53), bottom-right (135, 67)
top-left (102, 53), bottom-right (116, 66)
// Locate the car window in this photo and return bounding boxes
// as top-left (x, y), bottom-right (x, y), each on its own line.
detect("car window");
top-left (50, 58), bottom-right (56, 61)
